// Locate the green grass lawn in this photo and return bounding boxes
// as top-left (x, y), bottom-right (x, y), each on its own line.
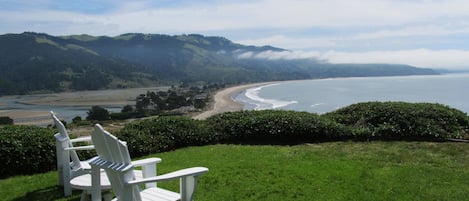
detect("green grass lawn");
top-left (2, 141), bottom-right (469, 201)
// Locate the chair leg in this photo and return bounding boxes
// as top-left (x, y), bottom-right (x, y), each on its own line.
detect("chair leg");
top-left (80, 191), bottom-right (90, 201)
top-left (64, 180), bottom-right (72, 197)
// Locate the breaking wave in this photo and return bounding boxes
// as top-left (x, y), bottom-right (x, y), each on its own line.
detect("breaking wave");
top-left (244, 84), bottom-right (298, 110)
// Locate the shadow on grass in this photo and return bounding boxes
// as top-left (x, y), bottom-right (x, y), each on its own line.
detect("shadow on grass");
top-left (11, 186), bottom-right (81, 201)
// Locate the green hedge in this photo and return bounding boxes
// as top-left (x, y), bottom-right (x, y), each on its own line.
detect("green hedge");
top-left (116, 103), bottom-right (469, 157)
top-left (324, 102), bottom-right (469, 139)
top-left (0, 125), bottom-right (56, 178)
top-left (206, 110), bottom-right (348, 143)
top-left (116, 116), bottom-right (210, 157)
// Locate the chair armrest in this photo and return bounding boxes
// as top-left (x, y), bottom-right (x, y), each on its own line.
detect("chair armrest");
top-left (64, 145), bottom-right (95, 151)
top-left (131, 158), bottom-right (162, 167)
top-left (131, 157), bottom-right (162, 188)
top-left (127, 167), bottom-right (208, 185)
top-left (128, 167), bottom-right (209, 201)
top-left (70, 136), bottom-right (92, 143)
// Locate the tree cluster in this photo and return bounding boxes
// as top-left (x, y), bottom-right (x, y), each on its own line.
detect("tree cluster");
top-left (134, 86), bottom-right (209, 116)
top-left (84, 85), bottom-right (216, 121)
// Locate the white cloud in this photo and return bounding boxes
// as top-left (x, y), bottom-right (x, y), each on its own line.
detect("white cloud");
top-left (238, 35), bottom-right (338, 50)
top-left (321, 49), bottom-right (469, 70)
top-left (106, 0), bottom-right (469, 33)
top-left (238, 49), bottom-right (469, 70)
top-left (352, 24), bottom-right (469, 40)
top-left (238, 50), bottom-right (322, 60)
top-left (4, 0), bottom-right (469, 35)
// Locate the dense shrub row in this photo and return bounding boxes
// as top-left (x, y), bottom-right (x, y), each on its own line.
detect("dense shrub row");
top-left (116, 117), bottom-right (211, 157)
top-left (324, 102), bottom-right (469, 140)
top-left (206, 110), bottom-right (347, 143)
top-left (116, 111), bottom-right (348, 157)
top-left (2, 102), bottom-right (468, 177)
top-left (117, 102), bottom-right (469, 157)
top-left (0, 125), bottom-right (56, 178)
top-left (114, 102), bottom-right (469, 156)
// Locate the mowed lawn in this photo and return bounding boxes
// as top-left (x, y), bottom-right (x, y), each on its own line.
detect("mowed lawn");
top-left (2, 142), bottom-right (469, 201)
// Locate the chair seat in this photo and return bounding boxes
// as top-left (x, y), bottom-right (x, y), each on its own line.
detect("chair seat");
top-left (111, 187), bottom-right (180, 201)
top-left (71, 170), bottom-right (144, 191)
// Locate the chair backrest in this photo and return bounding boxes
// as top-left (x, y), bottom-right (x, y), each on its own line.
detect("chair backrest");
top-left (51, 111), bottom-right (83, 170)
top-left (92, 124), bottom-right (142, 201)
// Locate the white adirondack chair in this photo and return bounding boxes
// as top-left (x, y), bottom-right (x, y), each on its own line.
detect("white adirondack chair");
top-left (52, 111), bottom-right (161, 200)
top-left (52, 111), bottom-right (96, 196)
top-left (90, 124), bottom-right (209, 201)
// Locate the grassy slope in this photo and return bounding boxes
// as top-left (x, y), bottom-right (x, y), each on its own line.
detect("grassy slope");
top-left (2, 142), bottom-right (469, 201)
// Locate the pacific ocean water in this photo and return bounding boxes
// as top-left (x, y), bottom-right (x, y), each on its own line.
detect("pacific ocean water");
top-left (234, 73), bottom-right (469, 114)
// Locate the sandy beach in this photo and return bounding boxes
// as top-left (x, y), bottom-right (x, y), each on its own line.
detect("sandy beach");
top-left (193, 82), bottom-right (274, 119)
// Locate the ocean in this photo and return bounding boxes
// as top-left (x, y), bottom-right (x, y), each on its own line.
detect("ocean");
top-left (234, 73), bottom-right (469, 114)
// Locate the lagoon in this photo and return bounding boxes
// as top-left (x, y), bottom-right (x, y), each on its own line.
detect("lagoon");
top-left (0, 87), bottom-right (165, 125)
top-left (235, 73), bottom-right (469, 114)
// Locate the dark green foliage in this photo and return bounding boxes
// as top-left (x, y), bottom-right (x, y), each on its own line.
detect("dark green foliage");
top-left (72, 116), bottom-right (82, 124)
top-left (87, 106), bottom-right (110, 121)
top-left (206, 110), bottom-right (347, 143)
top-left (0, 33), bottom-right (157, 95)
top-left (135, 90), bottom-right (191, 112)
top-left (115, 116), bottom-right (210, 157)
top-left (71, 116), bottom-right (92, 126)
top-left (118, 103), bottom-right (469, 156)
top-left (0, 116), bottom-right (14, 125)
top-left (324, 102), bottom-right (469, 139)
top-left (132, 87), bottom-right (212, 117)
top-left (70, 69), bottom-right (112, 90)
top-left (0, 125), bottom-right (56, 178)
top-left (121, 105), bottom-right (134, 113)
top-left (109, 112), bottom-right (138, 120)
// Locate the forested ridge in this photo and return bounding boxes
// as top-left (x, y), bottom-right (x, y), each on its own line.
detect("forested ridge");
top-left (0, 32), bottom-right (437, 95)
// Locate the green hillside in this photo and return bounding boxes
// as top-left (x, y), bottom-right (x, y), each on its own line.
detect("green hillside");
top-left (0, 32), bottom-right (437, 95)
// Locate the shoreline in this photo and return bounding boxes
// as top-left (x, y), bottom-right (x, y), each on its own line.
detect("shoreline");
top-left (193, 81), bottom-right (278, 120)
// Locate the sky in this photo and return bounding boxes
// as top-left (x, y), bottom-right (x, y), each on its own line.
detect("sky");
top-left (1, 0), bottom-right (469, 70)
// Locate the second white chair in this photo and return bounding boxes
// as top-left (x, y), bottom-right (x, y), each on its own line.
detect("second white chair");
top-left (90, 124), bottom-right (209, 201)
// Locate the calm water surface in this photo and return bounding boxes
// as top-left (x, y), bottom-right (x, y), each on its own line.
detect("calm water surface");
top-left (235, 73), bottom-right (469, 114)
top-left (0, 96), bottom-right (121, 124)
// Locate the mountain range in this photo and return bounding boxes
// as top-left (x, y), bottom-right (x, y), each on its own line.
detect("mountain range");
top-left (0, 32), bottom-right (437, 95)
